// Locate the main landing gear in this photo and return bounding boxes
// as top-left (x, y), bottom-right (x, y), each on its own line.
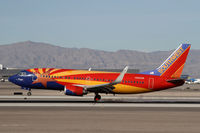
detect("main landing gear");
top-left (27, 88), bottom-right (32, 96)
top-left (94, 94), bottom-right (101, 102)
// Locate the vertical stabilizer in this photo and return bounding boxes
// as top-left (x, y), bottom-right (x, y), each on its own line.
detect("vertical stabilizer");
top-left (140, 44), bottom-right (191, 78)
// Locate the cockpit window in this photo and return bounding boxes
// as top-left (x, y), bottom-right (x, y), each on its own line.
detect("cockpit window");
top-left (18, 72), bottom-right (27, 76)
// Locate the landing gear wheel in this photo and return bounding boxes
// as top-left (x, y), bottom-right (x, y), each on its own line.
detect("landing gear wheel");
top-left (94, 94), bottom-right (101, 102)
top-left (27, 91), bottom-right (32, 96)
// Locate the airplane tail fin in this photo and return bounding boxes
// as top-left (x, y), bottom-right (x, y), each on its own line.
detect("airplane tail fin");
top-left (140, 44), bottom-right (191, 78)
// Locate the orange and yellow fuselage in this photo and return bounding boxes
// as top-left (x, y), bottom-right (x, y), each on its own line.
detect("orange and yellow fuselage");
top-left (18, 68), bottom-right (180, 94)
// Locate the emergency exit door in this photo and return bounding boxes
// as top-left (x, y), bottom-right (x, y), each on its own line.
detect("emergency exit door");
top-left (148, 78), bottom-right (154, 89)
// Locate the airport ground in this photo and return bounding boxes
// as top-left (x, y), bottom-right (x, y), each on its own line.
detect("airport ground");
top-left (1, 82), bottom-right (200, 133)
top-left (1, 106), bottom-right (200, 133)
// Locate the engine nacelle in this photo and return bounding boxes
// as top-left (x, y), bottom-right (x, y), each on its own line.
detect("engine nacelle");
top-left (64, 85), bottom-right (87, 96)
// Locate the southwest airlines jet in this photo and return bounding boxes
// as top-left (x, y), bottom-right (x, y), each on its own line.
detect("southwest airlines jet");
top-left (9, 44), bottom-right (191, 102)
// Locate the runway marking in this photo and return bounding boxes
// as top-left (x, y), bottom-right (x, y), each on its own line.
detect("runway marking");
top-left (1, 95), bottom-right (200, 107)
top-left (1, 95), bottom-right (200, 100)
top-left (0, 103), bottom-right (200, 108)
top-left (0, 124), bottom-right (26, 127)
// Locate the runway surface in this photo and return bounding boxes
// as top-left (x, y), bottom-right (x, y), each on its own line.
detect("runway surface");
top-left (1, 106), bottom-right (200, 133)
top-left (1, 83), bottom-right (200, 132)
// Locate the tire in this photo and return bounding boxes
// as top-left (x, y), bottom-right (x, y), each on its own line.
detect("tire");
top-left (27, 92), bottom-right (32, 96)
top-left (94, 95), bottom-right (101, 102)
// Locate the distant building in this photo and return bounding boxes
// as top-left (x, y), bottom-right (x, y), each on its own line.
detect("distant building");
top-left (181, 75), bottom-right (189, 80)
top-left (0, 69), bottom-right (23, 81)
top-left (0, 64), bottom-right (3, 70)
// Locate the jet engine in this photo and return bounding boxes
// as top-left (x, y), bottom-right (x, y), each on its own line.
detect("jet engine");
top-left (64, 85), bottom-right (87, 96)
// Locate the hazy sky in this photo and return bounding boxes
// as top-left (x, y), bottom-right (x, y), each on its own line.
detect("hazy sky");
top-left (0, 0), bottom-right (199, 51)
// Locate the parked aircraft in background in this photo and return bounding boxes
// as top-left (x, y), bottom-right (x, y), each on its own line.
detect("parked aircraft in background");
top-left (185, 78), bottom-right (200, 84)
top-left (9, 44), bottom-right (191, 102)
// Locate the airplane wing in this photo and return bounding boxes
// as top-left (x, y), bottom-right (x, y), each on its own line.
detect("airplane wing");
top-left (74, 66), bottom-right (129, 94)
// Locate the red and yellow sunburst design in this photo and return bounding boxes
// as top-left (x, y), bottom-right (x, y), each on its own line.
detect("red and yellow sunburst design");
top-left (27, 68), bottom-right (152, 94)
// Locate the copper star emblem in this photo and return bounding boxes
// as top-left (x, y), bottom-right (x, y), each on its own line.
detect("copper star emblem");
top-left (32, 73), bottom-right (55, 88)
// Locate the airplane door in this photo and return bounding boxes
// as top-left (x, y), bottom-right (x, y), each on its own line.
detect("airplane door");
top-left (148, 78), bottom-right (154, 89)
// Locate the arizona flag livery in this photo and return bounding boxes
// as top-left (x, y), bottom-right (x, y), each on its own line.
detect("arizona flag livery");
top-left (9, 44), bottom-right (191, 102)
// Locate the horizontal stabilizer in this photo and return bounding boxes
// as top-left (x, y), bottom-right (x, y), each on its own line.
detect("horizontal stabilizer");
top-left (167, 79), bottom-right (185, 85)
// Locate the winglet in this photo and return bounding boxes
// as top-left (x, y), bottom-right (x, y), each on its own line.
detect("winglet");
top-left (113, 66), bottom-right (128, 84)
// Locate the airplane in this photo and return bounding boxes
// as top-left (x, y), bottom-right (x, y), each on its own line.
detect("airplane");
top-left (185, 78), bottom-right (200, 84)
top-left (8, 44), bottom-right (191, 102)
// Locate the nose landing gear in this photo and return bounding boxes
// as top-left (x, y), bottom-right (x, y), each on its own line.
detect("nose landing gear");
top-left (94, 94), bottom-right (101, 102)
top-left (27, 88), bottom-right (32, 96)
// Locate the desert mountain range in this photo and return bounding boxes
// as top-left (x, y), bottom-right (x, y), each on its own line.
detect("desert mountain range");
top-left (0, 41), bottom-right (199, 78)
